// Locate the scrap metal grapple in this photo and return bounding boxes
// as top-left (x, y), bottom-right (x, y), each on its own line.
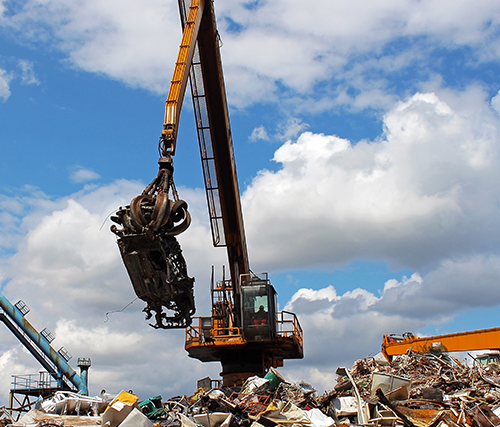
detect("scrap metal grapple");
top-left (110, 156), bottom-right (195, 329)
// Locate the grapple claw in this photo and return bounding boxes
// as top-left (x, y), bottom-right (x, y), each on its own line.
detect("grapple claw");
top-left (111, 156), bottom-right (195, 329)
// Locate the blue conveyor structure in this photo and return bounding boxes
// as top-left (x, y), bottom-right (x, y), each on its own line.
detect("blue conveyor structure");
top-left (0, 292), bottom-right (90, 395)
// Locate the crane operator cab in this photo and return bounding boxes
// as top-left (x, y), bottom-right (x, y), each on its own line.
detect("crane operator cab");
top-left (241, 273), bottom-right (276, 342)
top-left (185, 269), bottom-right (303, 383)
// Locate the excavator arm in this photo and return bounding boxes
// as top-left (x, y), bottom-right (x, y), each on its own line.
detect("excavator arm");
top-left (112, 0), bottom-right (303, 385)
top-left (190, 0), bottom-right (250, 308)
top-left (382, 328), bottom-right (500, 361)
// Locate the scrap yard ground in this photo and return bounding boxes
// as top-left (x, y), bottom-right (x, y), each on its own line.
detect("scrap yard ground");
top-left (6, 352), bottom-right (500, 427)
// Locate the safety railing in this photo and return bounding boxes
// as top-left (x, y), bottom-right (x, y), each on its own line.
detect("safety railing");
top-left (187, 312), bottom-right (303, 348)
top-left (0, 311), bottom-right (76, 392)
top-left (11, 372), bottom-right (59, 392)
top-left (276, 310), bottom-right (303, 347)
top-left (185, 322), bottom-right (201, 343)
top-left (186, 317), bottom-right (243, 345)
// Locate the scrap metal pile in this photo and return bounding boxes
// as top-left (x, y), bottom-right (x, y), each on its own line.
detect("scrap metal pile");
top-left (8, 352), bottom-right (500, 427)
top-left (321, 352), bottom-right (500, 427)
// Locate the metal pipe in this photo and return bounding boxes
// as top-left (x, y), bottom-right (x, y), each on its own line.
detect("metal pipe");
top-left (0, 293), bottom-right (88, 395)
top-left (0, 313), bottom-right (58, 378)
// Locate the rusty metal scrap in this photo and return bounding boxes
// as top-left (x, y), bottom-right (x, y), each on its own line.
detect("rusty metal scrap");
top-left (324, 352), bottom-right (500, 427)
top-left (15, 352), bottom-right (500, 427)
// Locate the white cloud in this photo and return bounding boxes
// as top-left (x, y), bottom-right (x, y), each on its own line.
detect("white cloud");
top-left (1, 0), bottom-right (181, 93)
top-left (243, 90), bottom-right (500, 272)
top-left (249, 125), bottom-right (270, 141)
top-left (70, 167), bottom-right (100, 183)
top-left (1, 89), bottom-right (500, 399)
top-left (18, 59), bottom-right (39, 85)
top-left (0, 68), bottom-right (12, 101)
top-left (1, 0), bottom-right (500, 406)
top-left (215, 0), bottom-right (500, 109)
top-left (0, 180), bottom-right (225, 401)
top-left (0, 347), bottom-right (34, 393)
top-left (229, 88), bottom-right (500, 392)
top-left (276, 118), bottom-right (309, 141)
top-left (492, 90), bottom-right (500, 115)
top-left (2, 0), bottom-right (499, 110)
top-left (281, 253), bottom-right (500, 393)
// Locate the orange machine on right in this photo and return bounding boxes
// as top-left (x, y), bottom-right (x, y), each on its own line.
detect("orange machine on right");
top-left (382, 328), bottom-right (500, 364)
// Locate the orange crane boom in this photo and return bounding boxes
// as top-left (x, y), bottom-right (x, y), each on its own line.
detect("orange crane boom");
top-left (382, 327), bottom-right (500, 361)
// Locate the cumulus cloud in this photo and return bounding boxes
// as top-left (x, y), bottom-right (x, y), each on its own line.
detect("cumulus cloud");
top-left (249, 125), bottom-right (270, 142)
top-left (218, 0), bottom-right (500, 108)
top-left (492, 90), bottom-right (500, 115)
top-left (276, 118), bottom-right (310, 141)
top-left (243, 90), bottom-right (500, 272)
top-left (0, 0), bottom-right (181, 93)
top-left (0, 60), bottom-right (38, 101)
top-left (282, 255), bottom-right (500, 392)
top-left (0, 180), bottom-right (224, 400)
top-left (0, 347), bottom-right (34, 393)
top-left (281, 278), bottom-right (428, 392)
top-left (1, 63), bottom-right (500, 397)
top-left (212, 88), bottom-right (500, 392)
top-left (1, 0), bottom-right (499, 110)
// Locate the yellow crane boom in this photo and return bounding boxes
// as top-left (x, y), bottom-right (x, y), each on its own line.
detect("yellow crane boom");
top-left (382, 327), bottom-right (500, 361)
top-left (162, 0), bottom-right (204, 156)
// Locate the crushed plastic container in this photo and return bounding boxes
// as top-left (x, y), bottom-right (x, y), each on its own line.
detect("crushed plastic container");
top-left (120, 408), bottom-right (154, 427)
top-left (370, 373), bottom-right (411, 400)
top-left (102, 391), bottom-right (139, 427)
top-left (264, 367), bottom-right (285, 391)
top-left (138, 396), bottom-right (165, 419)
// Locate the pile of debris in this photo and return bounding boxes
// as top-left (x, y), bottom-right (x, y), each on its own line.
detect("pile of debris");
top-left (7, 352), bottom-right (500, 427)
top-left (319, 352), bottom-right (500, 427)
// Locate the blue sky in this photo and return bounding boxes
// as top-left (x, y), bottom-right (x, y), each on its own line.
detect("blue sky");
top-left (1, 0), bottom-right (500, 402)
